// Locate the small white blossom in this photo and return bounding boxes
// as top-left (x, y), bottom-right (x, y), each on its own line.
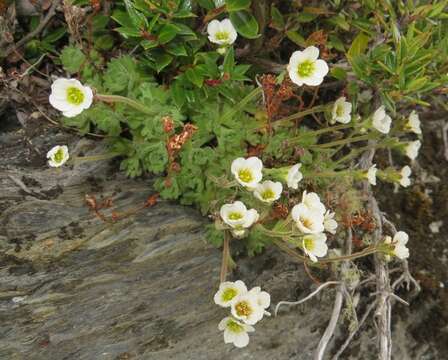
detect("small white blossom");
top-left (214, 281), bottom-right (247, 308)
top-left (218, 317), bottom-right (254, 348)
top-left (220, 201), bottom-right (259, 232)
top-left (323, 210), bottom-right (337, 234)
top-left (399, 165), bottom-right (412, 187)
top-left (49, 78), bottom-right (93, 117)
top-left (291, 203), bottom-right (325, 234)
top-left (366, 164), bottom-right (377, 185)
top-left (231, 292), bottom-right (265, 325)
top-left (384, 231), bottom-right (409, 259)
top-left (301, 190), bottom-right (326, 215)
top-left (372, 105), bottom-right (392, 134)
top-left (302, 233), bottom-right (328, 262)
top-left (405, 111), bottom-right (422, 135)
top-left (287, 46), bottom-right (329, 87)
top-left (286, 163), bottom-right (303, 189)
top-left (254, 180), bottom-right (282, 203)
top-left (231, 157), bottom-right (263, 189)
top-left (248, 286), bottom-right (271, 311)
top-left (331, 97), bottom-right (352, 124)
top-left (47, 145), bottom-right (69, 167)
top-left (207, 19), bottom-right (237, 46)
top-left (405, 140), bottom-right (421, 160)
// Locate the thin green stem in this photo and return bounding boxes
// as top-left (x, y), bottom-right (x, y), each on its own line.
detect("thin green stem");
top-left (272, 105), bottom-right (327, 128)
top-left (96, 94), bottom-right (154, 115)
top-left (311, 134), bottom-right (373, 149)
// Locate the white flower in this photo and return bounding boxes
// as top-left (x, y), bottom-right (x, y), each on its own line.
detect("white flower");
top-left (399, 165), bottom-right (412, 187)
top-left (46, 145), bottom-right (69, 167)
top-left (231, 157), bottom-right (263, 189)
top-left (366, 164), bottom-right (377, 185)
top-left (331, 97), bottom-right (352, 124)
top-left (220, 201), bottom-right (259, 232)
top-left (286, 163), bottom-right (303, 189)
top-left (218, 317), bottom-right (254, 348)
top-left (231, 292), bottom-right (265, 325)
top-left (302, 233), bottom-right (328, 262)
top-left (254, 180), bottom-right (282, 203)
top-left (405, 111), bottom-right (422, 135)
top-left (291, 203), bottom-right (325, 234)
top-left (323, 210), bottom-right (337, 234)
top-left (287, 46), bottom-right (329, 87)
top-left (49, 78), bottom-right (93, 117)
top-left (248, 286), bottom-right (271, 310)
top-left (301, 190), bottom-right (326, 215)
top-left (372, 106), bottom-right (392, 134)
top-left (214, 280), bottom-right (247, 308)
top-left (207, 19), bottom-right (237, 46)
top-left (384, 231), bottom-right (409, 259)
top-left (405, 140), bottom-right (421, 160)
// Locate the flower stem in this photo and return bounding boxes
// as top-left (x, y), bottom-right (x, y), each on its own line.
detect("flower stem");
top-left (220, 231), bottom-right (231, 283)
top-left (96, 94), bottom-right (154, 115)
top-left (311, 134), bottom-right (373, 149)
top-left (272, 105), bottom-right (327, 128)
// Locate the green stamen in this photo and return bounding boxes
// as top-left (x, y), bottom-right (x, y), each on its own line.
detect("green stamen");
top-left (238, 169), bottom-right (253, 183)
top-left (54, 148), bottom-right (64, 163)
top-left (297, 60), bottom-right (315, 77)
top-left (229, 212), bottom-right (243, 220)
top-left (215, 31), bottom-right (229, 41)
top-left (261, 189), bottom-right (275, 200)
top-left (66, 87), bottom-right (85, 105)
top-left (227, 319), bottom-right (244, 333)
top-left (336, 105), bottom-right (344, 117)
top-left (222, 288), bottom-right (237, 302)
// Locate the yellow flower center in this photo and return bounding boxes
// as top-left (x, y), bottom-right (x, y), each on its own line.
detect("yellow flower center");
top-left (228, 212), bottom-right (243, 221)
top-left (301, 217), bottom-right (313, 229)
top-left (222, 287), bottom-right (237, 302)
top-left (238, 169), bottom-right (253, 183)
top-left (261, 189), bottom-right (275, 200)
top-left (53, 148), bottom-right (65, 163)
top-left (297, 60), bottom-right (315, 77)
top-left (304, 236), bottom-right (315, 251)
top-left (235, 300), bottom-right (252, 317)
top-left (66, 86), bottom-right (85, 105)
top-left (227, 319), bottom-right (244, 333)
top-left (215, 31), bottom-right (230, 41)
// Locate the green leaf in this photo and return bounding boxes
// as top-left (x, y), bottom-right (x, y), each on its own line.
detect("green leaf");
top-left (196, 0), bottom-right (215, 10)
top-left (150, 51), bottom-right (173, 73)
top-left (229, 10), bottom-right (259, 39)
top-left (60, 46), bottom-right (86, 74)
top-left (43, 28), bottom-right (66, 43)
top-left (94, 35), bottom-right (115, 50)
top-left (158, 23), bottom-right (179, 44)
top-left (104, 56), bottom-right (139, 92)
top-left (270, 5), bottom-right (285, 29)
top-left (186, 67), bottom-right (204, 87)
top-left (347, 32), bottom-right (370, 58)
top-left (226, 0), bottom-right (251, 12)
top-left (286, 31), bottom-right (306, 47)
top-left (123, 0), bottom-right (148, 29)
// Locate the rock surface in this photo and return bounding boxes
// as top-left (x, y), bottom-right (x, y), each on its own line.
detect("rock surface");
top-left (0, 113), bottom-right (445, 360)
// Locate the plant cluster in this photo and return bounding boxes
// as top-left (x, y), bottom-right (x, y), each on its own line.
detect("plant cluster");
top-left (37, 0), bottom-right (447, 352)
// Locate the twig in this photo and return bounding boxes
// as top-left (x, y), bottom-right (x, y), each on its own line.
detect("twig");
top-left (4, 0), bottom-right (62, 58)
top-left (314, 229), bottom-right (352, 360)
top-left (331, 301), bottom-right (377, 360)
top-left (275, 281), bottom-right (341, 316)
